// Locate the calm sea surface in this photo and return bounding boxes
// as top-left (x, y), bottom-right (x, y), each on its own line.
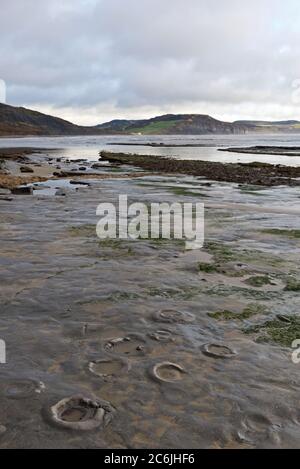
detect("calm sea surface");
top-left (1, 134), bottom-right (300, 166)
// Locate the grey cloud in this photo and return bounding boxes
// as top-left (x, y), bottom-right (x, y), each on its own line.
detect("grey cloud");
top-left (1, 0), bottom-right (300, 123)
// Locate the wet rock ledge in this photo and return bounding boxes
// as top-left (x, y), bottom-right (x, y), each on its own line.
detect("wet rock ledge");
top-left (219, 146), bottom-right (300, 157)
top-left (100, 151), bottom-right (300, 186)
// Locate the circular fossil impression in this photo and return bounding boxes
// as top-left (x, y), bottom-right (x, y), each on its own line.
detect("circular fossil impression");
top-left (202, 343), bottom-right (237, 359)
top-left (103, 334), bottom-right (147, 357)
top-left (152, 362), bottom-right (186, 383)
top-left (153, 309), bottom-right (195, 324)
top-left (2, 379), bottom-right (45, 400)
top-left (88, 358), bottom-right (129, 381)
top-left (48, 395), bottom-right (115, 431)
top-left (149, 329), bottom-right (174, 343)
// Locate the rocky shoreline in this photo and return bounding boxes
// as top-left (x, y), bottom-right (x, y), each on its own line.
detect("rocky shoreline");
top-left (3, 147), bottom-right (300, 193)
top-left (0, 148), bottom-right (157, 191)
top-left (0, 148), bottom-right (55, 190)
top-left (219, 146), bottom-right (300, 157)
top-left (101, 151), bottom-right (300, 186)
top-left (1, 146), bottom-right (300, 448)
top-left (107, 142), bottom-right (211, 147)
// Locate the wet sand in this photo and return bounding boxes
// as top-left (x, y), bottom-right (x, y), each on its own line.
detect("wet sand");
top-left (0, 149), bottom-right (300, 448)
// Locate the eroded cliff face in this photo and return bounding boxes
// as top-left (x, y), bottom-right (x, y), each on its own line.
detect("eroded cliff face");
top-left (96, 113), bottom-right (253, 135)
top-left (0, 103), bottom-right (88, 136)
top-left (0, 103), bottom-right (299, 136)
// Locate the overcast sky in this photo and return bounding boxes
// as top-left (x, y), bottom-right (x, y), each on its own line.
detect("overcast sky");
top-left (1, 0), bottom-right (300, 125)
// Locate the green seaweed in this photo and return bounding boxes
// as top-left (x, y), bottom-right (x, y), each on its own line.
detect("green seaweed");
top-left (204, 284), bottom-right (280, 301)
top-left (245, 276), bottom-right (273, 287)
top-left (146, 286), bottom-right (199, 300)
top-left (204, 242), bottom-right (235, 262)
top-left (137, 182), bottom-right (210, 198)
top-left (85, 291), bottom-right (141, 302)
top-left (198, 261), bottom-right (250, 278)
top-left (204, 242), bottom-right (284, 268)
top-left (244, 315), bottom-right (300, 347)
top-left (284, 278), bottom-right (300, 291)
top-left (198, 262), bottom-right (219, 273)
top-left (240, 191), bottom-right (266, 197)
top-left (106, 291), bottom-right (141, 302)
top-left (208, 303), bottom-right (267, 321)
top-left (69, 224), bottom-right (96, 238)
top-left (98, 238), bottom-right (124, 249)
top-left (170, 187), bottom-right (209, 198)
top-left (149, 237), bottom-right (185, 247)
top-left (261, 229), bottom-right (300, 239)
top-left (239, 184), bottom-right (268, 192)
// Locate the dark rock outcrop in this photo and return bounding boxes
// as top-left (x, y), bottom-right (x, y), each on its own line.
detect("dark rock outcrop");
top-left (11, 186), bottom-right (33, 195)
top-left (101, 151), bottom-right (300, 187)
top-left (20, 166), bottom-right (34, 173)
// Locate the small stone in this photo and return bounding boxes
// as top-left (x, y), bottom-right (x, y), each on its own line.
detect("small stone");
top-left (11, 186), bottom-right (33, 195)
top-left (70, 180), bottom-right (90, 186)
top-left (0, 188), bottom-right (11, 195)
top-left (20, 166), bottom-right (34, 173)
top-left (55, 189), bottom-right (67, 196)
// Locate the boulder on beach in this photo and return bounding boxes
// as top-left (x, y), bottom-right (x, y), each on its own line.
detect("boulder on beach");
top-left (11, 186), bottom-right (33, 195)
top-left (20, 166), bottom-right (34, 173)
